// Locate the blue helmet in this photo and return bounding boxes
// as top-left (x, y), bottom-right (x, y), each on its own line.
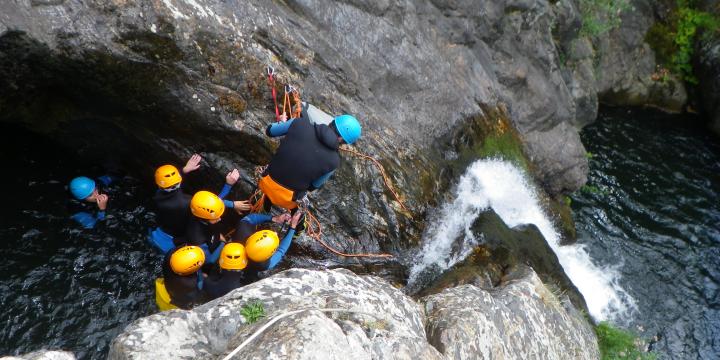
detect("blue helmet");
top-left (70, 176), bottom-right (96, 200)
top-left (334, 115), bottom-right (361, 145)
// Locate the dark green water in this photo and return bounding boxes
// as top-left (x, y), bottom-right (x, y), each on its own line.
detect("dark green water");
top-left (573, 107), bottom-right (720, 359)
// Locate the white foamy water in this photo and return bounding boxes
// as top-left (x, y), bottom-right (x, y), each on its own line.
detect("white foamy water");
top-left (408, 159), bottom-right (636, 321)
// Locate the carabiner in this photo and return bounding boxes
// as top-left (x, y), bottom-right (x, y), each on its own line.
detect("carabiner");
top-left (266, 66), bottom-right (275, 76)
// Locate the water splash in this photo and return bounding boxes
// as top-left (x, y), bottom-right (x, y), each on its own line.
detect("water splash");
top-left (408, 159), bottom-right (635, 321)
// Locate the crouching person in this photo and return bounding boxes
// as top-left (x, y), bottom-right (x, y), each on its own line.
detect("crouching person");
top-left (203, 243), bottom-right (249, 300)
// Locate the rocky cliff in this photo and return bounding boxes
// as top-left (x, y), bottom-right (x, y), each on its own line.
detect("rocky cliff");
top-left (0, 0), bottom-right (685, 259)
top-left (104, 268), bottom-right (598, 360)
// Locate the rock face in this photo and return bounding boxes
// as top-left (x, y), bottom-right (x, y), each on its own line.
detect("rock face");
top-left (109, 268), bottom-right (442, 360)
top-left (417, 210), bottom-right (587, 313)
top-left (423, 266), bottom-right (599, 360)
top-left (698, 35), bottom-right (720, 135)
top-left (0, 351), bottom-right (76, 360)
top-left (109, 268), bottom-right (598, 360)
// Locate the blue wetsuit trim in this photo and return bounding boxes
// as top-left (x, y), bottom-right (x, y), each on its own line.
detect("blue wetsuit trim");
top-left (223, 200), bottom-right (234, 210)
top-left (242, 213), bottom-right (273, 225)
top-left (201, 242), bottom-right (224, 264)
top-left (310, 170), bottom-right (335, 190)
top-left (266, 228), bottom-right (295, 270)
top-left (218, 183), bottom-right (232, 199)
top-left (266, 118), bottom-right (296, 137)
top-left (71, 211), bottom-right (105, 229)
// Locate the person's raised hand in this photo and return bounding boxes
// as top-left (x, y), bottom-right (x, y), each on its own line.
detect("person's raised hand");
top-left (290, 210), bottom-right (303, 229)
top-left (272, 213), bottom-right (291, 224)
top-left (183, 154), bottom-right (202, 174)
top-left (279, 112), bottom-right (288, 122)
top-left (226, 169), bottom-right (240, 185)
top-left (233, 200), bottom-right (252, 214)
top-left (96, 194), bottom-right (108, 211)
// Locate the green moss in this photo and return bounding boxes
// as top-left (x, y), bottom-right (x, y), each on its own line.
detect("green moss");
top-left (579, 0), bottom-right (632, 37)
top-left (596, 322), bottom-right (657, 360)
top-left (476, 131), bottom-right (530, 172)
top-left (645, 0), bottom-right (720, 84)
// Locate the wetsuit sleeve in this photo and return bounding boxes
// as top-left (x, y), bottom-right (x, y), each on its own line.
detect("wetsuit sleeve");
top-left (218, 183), bottom-right (232, 199)
top-left (201, 242), bottom-right (224, 264)
top-left (71, 211), bottom-right (105, 229)
top-left (241, 213), bottom-right (273, 225)
top-left (97, 175), bottom-right (114, 186)
top-left (309, 170), bottom-right (335, 191)
top-left (265, 228), bottom-right (295, 270)
top-left (265, 118), bottom-right (295, 137)
top-left (223, 200), bottom-right (234, 210)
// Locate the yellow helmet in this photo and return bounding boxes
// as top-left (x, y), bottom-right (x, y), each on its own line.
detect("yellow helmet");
top-left (155, 165), bottom-right (182, 189)
top-left (190, 191), bottom-right (225, 220)
top-left (219, 243), bottom-right (248, 270)
top-left (170, 246), bottom-right (205, 276)
top-left (245, 230), bottom-right (280, 262)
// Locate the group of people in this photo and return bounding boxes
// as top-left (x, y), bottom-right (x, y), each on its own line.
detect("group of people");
top-left (66, 103), bottom-right (362, 310)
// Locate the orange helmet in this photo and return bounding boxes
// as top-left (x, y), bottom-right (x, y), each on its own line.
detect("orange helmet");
top-left (245, 230), bottom-right (280, 262)
top-left (219, 243), bottom-right (248, 270)
top-left (169, 246), bottom-right (205, 276)
top-left (155, 165), bottom-right (182, 189)
top-left (190, 191), bottom-right (225, 220)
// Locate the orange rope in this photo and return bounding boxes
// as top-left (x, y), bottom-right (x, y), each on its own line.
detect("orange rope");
top-left (302, 208), bottom-right (393, 258)
top-left (339, 147), bottom-right (410, 214)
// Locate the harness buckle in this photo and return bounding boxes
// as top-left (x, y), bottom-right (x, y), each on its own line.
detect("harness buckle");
top-left (285, 84), bottom-right (296, 93)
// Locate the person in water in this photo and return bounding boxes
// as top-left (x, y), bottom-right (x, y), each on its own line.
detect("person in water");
top-left (202, 242), bottom-right (248, 300)
top-left (161, 245), bottom-right (206, 309)
top-left (150, 154), bottom-right (251, 253)
top-left (177, 191), bottom-right (230, 264)
top-left (68, 175), bottom-right (113, 229)
top-left (259, 106), bottom-right (362, 213)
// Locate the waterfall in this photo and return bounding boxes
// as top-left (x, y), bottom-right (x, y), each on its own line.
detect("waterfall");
top-left (408, 159), bottom-right (635, 321)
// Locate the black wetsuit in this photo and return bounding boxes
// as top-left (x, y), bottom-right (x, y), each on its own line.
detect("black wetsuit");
top-left (203, 268), bottom-right (249, 300)
top-left (152, 188), bottom-right (191, 237)
top-left (162, 249), bottom-right (204, 309)
top-left (265, 116), bottom-right (341, 196)
top-left (177, 218), bottom-right (223, 249)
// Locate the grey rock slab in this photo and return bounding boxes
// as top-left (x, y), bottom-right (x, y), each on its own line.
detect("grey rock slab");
top-left (422, 265), bottom-right (599, 360)
top-left (109, 268), bottom-right (438, 360)
top-left (0, 351), bottom-right (76, 360)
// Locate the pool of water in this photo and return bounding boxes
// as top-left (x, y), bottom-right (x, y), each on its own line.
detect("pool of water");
top-left (0, 125), bottom-right (159, 359)
top-left (572, 107), bottom-right (720, 359)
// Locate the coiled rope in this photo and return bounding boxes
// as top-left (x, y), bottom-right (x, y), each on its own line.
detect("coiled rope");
top-left (221, 307), bottom-right (393, 360)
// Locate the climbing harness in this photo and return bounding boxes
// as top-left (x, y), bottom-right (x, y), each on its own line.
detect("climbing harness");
top-left (221, 307), bottom-right (395, 360)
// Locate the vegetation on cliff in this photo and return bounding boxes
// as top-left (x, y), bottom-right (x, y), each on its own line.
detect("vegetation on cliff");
top-left (646, 0), bottom-right (720, 84)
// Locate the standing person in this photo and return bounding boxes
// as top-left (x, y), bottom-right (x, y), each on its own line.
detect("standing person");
top-left (258, 106), bottom-right (362, 212)
top-left (68, 175), bottom-right (113, 229)
top-left (150, 154), bottom-right (251, 253)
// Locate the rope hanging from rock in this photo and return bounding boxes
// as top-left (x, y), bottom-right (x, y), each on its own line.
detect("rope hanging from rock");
top-left (266, 66), bottom-right (280, 121)
top-left (221, 308), bottom-right (395, 360)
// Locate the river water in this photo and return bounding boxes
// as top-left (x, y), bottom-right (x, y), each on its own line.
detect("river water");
top-left (0, 125), bottom-right (159, 359)
top-left (572, 107), bottom-right (720, 359)
top-left (1, 106), bottom-right (718, 359)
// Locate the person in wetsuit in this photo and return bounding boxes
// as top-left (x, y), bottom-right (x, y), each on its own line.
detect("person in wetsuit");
top-left (68, 175), bottom-right (113, 229)
top-left (258, 106), bottom-right (362, 213)
top-left (239, 210), bottom-right (303, 283)
top-left (162, 245), bottom-right (206, 309)
top-left (202, 242), bottom-right (249, 300)
top-left (176, 191), bottom-right (229, 264)
top-left (150, 154), bottom-right (251, 253)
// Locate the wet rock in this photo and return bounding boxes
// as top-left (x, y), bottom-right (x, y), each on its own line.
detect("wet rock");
top-left (592, 0), bottom-right (687, 112)
top-left (0, 351), bottom-right (76, 360)
top-left (108, 268), bottom-right (441, 360)
top-left (110, 267), bottom-right (596, 360)
top-left (422, 265), bottom-right (599, 360)
top-left (418, 209), bottom-right (587, 313)
top-left (698, 35), bottom-right (720, 135)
